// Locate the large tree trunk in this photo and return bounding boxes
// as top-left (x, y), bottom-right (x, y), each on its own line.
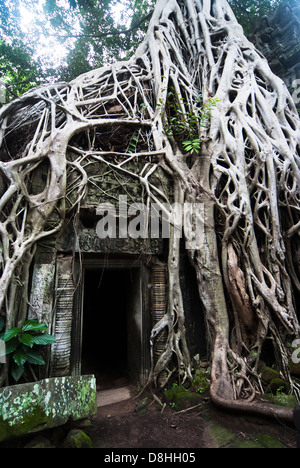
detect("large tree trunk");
top-left (0, 0), bottom-right (299, 420)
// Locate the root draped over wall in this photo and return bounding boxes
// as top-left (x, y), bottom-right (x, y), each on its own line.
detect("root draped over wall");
top-left (0, 0), bottom-right (300, 420)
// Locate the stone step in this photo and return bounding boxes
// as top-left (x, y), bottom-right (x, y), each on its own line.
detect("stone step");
top-left (97, 386), bottom-right (131, 407)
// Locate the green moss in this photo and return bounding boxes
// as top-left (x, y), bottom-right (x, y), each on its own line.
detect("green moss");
top-left (70, 377), bottom-right (97, 420)
top-left (0, 405), bottom-right (50, 441)
top-left (63, 429), bottom-right (92, 449)
top-left (260, 392), bottom-right (297, 409)
top-left (206, 422), bottom-right (236, 448)
top-left (0, 419), bottom-right (11, 441)
top-left (164, 385), bottom-right (187, 409)
top-left (267, 378), bottom-right (290, 394)
top-left (255, 434), bottom-right (286, 448)
top-left (164, 384), bottom-right (209, 411)
top-left (260, 364), bottom-right (281, 385)
top-left (0, 376), bottom-right (97, 443)
top-left (273, 394), bottom-right (297, 408)
top-left (175, 392), bottom-right (206, 410)
top-left (191, 370), bottom-right (210, 394)
top-left (230, 440), bottom-right (263, 448)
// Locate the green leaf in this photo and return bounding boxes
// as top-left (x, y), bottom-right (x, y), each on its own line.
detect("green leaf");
top-left (32, 333), bottom-right (57, 345)
top-left (26, 350), bottom-right (46, 366)
top-left (0, 316), bottom-right (4, 333)
top-left (4, 337), bottom-right (18, 354)
top-left (19, 333), bottom-right (35, 348)
top-left (11, 362), bottom-right (24, 382)
top-left (21, 320), bottom-right (48, 332)
top-left (2, 328), bottom-right (20, 342)
top-left (13, 348), bottom-right (28, 367)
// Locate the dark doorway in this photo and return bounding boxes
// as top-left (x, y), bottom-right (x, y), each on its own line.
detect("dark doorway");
top-left (81, 268), bottom-right (130, 388)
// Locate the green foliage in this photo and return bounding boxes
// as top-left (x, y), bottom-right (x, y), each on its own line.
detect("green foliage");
top-left (0, 40), bottom-right (43, 102)
top-left (0, 0), bottom-right (48, 103)
top-left (158, 86), bottom-right (220, 155)
top-left (46, 0), bottom-right (155, 81)
top-left (127, 133), bottom-right (139, 153)
top-left (0, 0), bottom-right (282, 98)
top-left (182, 139), bottom-right (201, 154)
top-left (0, 319), bottom-right (56, 382)
top-left (228, 0), bottom-right (282, 34)
top-left (191, 369), bottom-right (211, 394)
top-left (276, 385), bottom-right (285, 395)
top-left (0, 0), bottom-right (155, 86)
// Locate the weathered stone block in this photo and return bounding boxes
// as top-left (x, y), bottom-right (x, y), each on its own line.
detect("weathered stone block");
top-left (62, 429), bottom-right (92, 448)
top-left (274, 394), bottom-right (298, 409)
top-left (164, 385), bottom-right (208, 411)
top-left (205, 422), bottom-right (236, 448)
top-left (0, 375), bottom-right (97, 442)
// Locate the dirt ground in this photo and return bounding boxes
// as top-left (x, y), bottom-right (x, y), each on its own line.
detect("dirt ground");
top-left (0, 382), bottom-right (297, 449)
top-left (84, 385), bottom-right (298, 449)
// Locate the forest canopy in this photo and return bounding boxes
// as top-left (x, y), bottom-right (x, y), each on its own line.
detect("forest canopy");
top-left (0, 0), bottom-right (283, 101)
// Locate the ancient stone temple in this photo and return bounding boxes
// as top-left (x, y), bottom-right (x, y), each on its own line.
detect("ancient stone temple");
top-left (250, 0), bottom-right (300, 90)
top-left (28, 157), bottom-right (205, 387)
top-left (1, 0), bottom-right (300, 425)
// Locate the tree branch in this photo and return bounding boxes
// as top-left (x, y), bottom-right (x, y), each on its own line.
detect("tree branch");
top-left (52, 11), bottom-right (154, 40)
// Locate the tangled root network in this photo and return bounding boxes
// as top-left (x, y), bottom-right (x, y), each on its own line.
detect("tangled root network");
top-left (0, 0), bottom-right (300, 421)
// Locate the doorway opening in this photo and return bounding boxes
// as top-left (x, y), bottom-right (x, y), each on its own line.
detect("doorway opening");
top-left (81, 267), bottom-right (142, 390)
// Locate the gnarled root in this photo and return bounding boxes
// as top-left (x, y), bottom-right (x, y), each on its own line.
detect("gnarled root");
top-left (210, 381), bottom-right (294, 424)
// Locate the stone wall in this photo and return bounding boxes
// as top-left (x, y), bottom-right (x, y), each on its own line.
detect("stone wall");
top-left (249, 0), bottom-right (300, 90)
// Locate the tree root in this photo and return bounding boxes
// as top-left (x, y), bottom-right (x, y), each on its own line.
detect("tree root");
top-left (210, 381), bottom-right (294, 425)
top-left (0, 0), bottom-right (299, 402)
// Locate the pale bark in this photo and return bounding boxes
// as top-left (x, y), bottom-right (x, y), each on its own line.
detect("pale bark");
top-left (0, 0), bottom-right (299, 420)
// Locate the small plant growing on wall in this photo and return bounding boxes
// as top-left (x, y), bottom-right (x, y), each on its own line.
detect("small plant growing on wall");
top-left (157, 86), bottom-right (220, 155)
top-left (0, 318), bottom-right (56, 382)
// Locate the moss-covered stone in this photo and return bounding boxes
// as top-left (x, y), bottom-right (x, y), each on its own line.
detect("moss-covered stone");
top-left (164, 372), bottom-right (211, 411)
top-left (231, 434), bottom-right (285, 449)
top-left (205, 422), bottom-right (236, 448)
top-left (226, 433), bottom-right (286, 449)
top-left (260, 364), bottom-right (281, 385)
top-left (255, 433), bottom-right (286, 448)
top-left (273, 394), bottom-right (297, 408)
top-left (230, 439), bottom-right (263, 448)
top-left (261, 391), bottom-right (297, 409)
top-left (62, 429), bottom-right (92, 449)
top-left (164, 385), bottom-right (186, 404)
top-left (267, 378), bottom-right (290, 394)
top-left (24, 435), bottom-right (54, 448)
top-left (191, 370), bottom-right (210, 394)
top-left (164, 385), bottom-right (208, 411)
top-left (175, 391), bottom-right (206, 410)
top-left (0, 375), bottom-right (97, 443)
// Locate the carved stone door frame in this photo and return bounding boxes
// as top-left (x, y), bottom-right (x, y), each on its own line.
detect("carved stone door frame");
top-left (71, 255), bottom-right (152, 386)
